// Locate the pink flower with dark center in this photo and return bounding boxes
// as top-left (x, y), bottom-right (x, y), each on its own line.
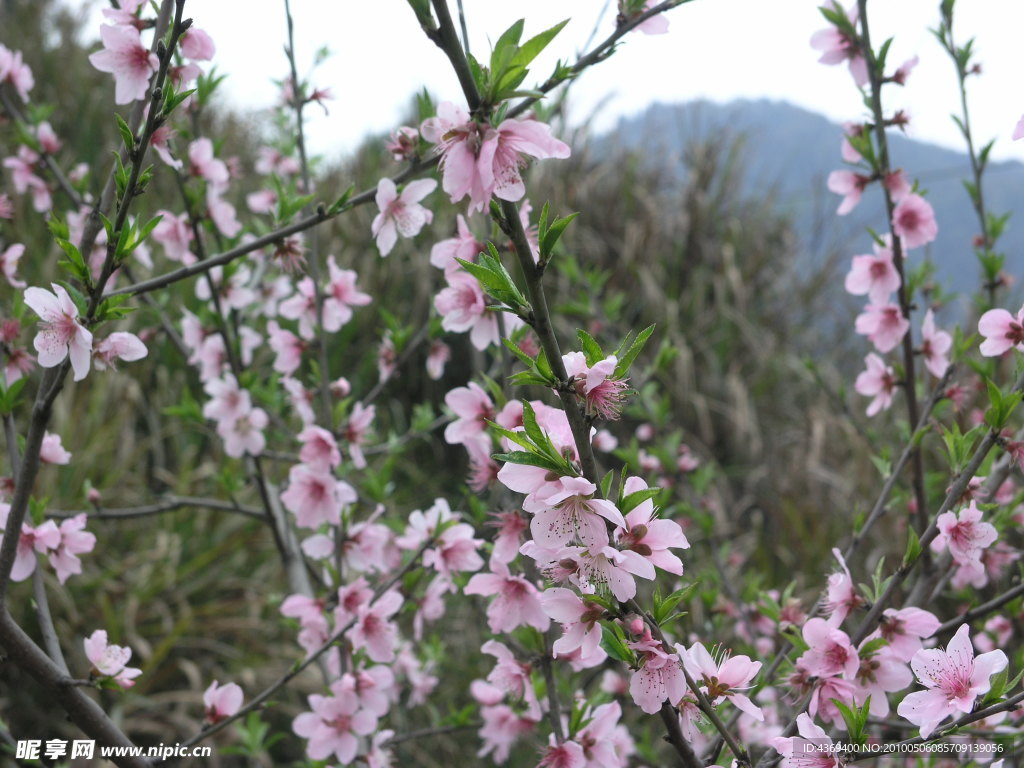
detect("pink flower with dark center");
top-left (680, 641), bottom-right (764, 720)
top-left (351, 590), bottom-right (402, 663)
top-left (430, 214), bottom-right (483, 274)
top-left (540, 587), bottom-right (605, 660)
top-left (807, 674), bottom-right (857, 726)
top-left (478, 639), bottom-right (542, 719)
top-left (892, 193), bottom-right (938, 249)
top-left (217, 405), bottom-right (268, 458)
top-left (892, 56), bottom-right (919, 85)
top-left (827, 170), bottom-right (871, 215)
top-left (978, 305), bottom-right (1024, 357)
top-left (434, 269), bottom-right (518, 350)
top-left (920, 310), bottom-right (951, 378)
top-left (84, 629), bottom-right (142, 688)
top-left (797, 617), bottom-right (859, 678)
top-left (24, 284), bottom-right (93, 380)
top-left (931, 501), bottom-right (997, 567)
top-left (871, 608), bottom-right (940, 662)
top-left (292, 689), bottom-right (378, 764)
top-left (203, 680), bottom-right (243, 724)
top-left (424, 521), bottom-right (483, 578)
top-left (628, 630), bottom-right (688, 714)
top-left (0, 505), bottom-right (59, 582)
top-left (617, 475), bottom-right (690, 574)
top-left (538, 739), bottom-right (585, 768)
top-left (88, 24), bottom-right (159, 104)
top-left (371, 178), bottom-right (436, 256)
top-left (325, 258), bottom-right (372, 325)
top-left (477, 704), bottom-right (535, 763)
top-left (562, 352), bottom-right (630, 420)
top-left (810, 1), bottom-right (868, 86)
top-left (897, 624), bottom-right (1008, 737)
top-left (298, 426), bottom-right (341, 472)
top-left (280, 464), bottom-right (356, 529)
top-left (844, 243), bottom-right (900, 304)
top-left (465, 562), bottom-right (550, 634)
top-left (526, 475), bottom-right (626, 549)
top-left (855, 302), bottom-right (909, 354)
top-left (884, 169), bottom-right (912, 200)
top-left (855, 353), bottom-right (896, 417)
top-left (48, 513), bottom-right (96, 584)
top-left (443, 382), bottom-right (495, 461)
top-left (822, 548), bottom-right (863, 626)
top-left (385, 125), bottom-right (420, 161)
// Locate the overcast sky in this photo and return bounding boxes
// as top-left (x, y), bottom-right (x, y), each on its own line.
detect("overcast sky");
top-left (79, 0), bottom-right (1024, 163)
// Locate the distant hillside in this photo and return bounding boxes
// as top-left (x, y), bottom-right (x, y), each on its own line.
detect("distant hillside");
top-left (609, 99), bottom-right (1024, 308)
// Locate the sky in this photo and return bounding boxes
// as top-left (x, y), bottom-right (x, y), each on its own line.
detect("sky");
top-left (77, 0), bottom-right (1024, 163)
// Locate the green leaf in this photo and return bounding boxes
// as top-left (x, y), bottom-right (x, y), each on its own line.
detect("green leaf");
top-left (577, 329), bottom-right (605, 366)
top-left (653, 582), bottom-right (698, 625)
top-left (614, 324), bottom-right (656, 378)
top-left (491, 451), bottom-right (565, 473)
top-left (540, 211), bottom-right (578, 260)
top-left (600, 622), bottom-right (635, 664)
top-left (619, 487), bottom-right (661, 515)
top-left (903, 527), bottom-right (921, 567)
top-left (115, 113), bottom-right (135, 155)
top-left (510, 19), bottom-right (569, 70)
top-left (328, 183), bottom-right (356, 215)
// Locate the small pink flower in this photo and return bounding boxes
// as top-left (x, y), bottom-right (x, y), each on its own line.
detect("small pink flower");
top-left (48, 513), bottom-right (96, 584)
top-left (189, 138), bottom-right (229, 190)
top-left (203, 680), bottom-right (242, 724)
top-left (84, 629), bottom-right (142, 688)
top-left (797, 617), bottom-right (859, 678)
top-left (897, 624), bottom-right (1008, 737)
top-left (978, 305), bottom-right (1024, 357)
top-left (324, 257), bottom-right (372, 326)
top-left (351, 590), bottom-right (402, 663)
top-left (93, 332), bottom-right (147, 371)
top-left (823, 547), bottom-right (863, 626)
top-left (281, 464), bottom-right (357, 529)
top-left (872, 607), bottom-right (940, 663)
top-left (180, 28), bottom-right (215, 61)
top-left (616, 475), bottom-right (689, 574)
top-left (771, 712), bottom-right (842, 768)
top-left (538, 739), bottom-right (585, 768)
top-left (891, 55), bottom-right (919, 85)
top-left (628, 630), bottom-right (687, 714)
top-left (292, 690), bottom-right (378, 764)
top-left (892, 193), bottom-right (938, 249)
top-left (343, 402), bottom-right (374, 469)
top-left (810, 2), bottom-right (868, 86)
top-left (855, 353), bottom-right (896, 416)
top-left (562, 352), bottom-right (629, 420)
top-left (827, 170), bottom-right (871, 215)
top-left (855, 302), bottom-right (909, 354)
top-left (844, 243), bottom-right (900, 304)
top-left (931, 500), bottom-right (997, 567)
top-left (371, 178), bottom-right (436, 256)
top-left (24, 284), bottom-right (93, 380)
top-left (0, 45), bottom-right (35, 101)
top-left (540, 587), bottom-right (604, 661)
top-left (920, 310), bottom-right (951, 378)
top-left (465, 563), bottom-right (549, 634)
top-left (298, 426), bottom-right (341, 472)
top-left (884, 169), bottom-right (912, 201)
top-left (435, 270), bottom-right (504, 350)
top-left (426, 340), bottom-right (450, 380)
top-left (679, 641), bottom-right (763, 720)
top-left (430, 214), bottom-right (483, 274)
top-left (1, 244), bottom-right (26, 289)
top-left (88, 24), bottom-right (159, 104)
top-left (1012, 115), bottom-right (1024, 141)
top-left (385, 126), bottom-right (420, 161)
top-left (526, 475), bottom-right (626, 549)
top-left (40, 431), bottom-right (72, 465)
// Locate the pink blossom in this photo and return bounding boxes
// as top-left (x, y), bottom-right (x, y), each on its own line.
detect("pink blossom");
top-left (40, 431), bottom-right (72, 465)
top-left (0, 506), bottom-right (60, 582)
top-left (0, 193), bottom-right (13, 219)
top-left (281, 464), bottom-right (356, 529)
top-left (855, 302), bottom-right (909, 353)
top-left (293, 690), bottom-right (378, 764)
top-left (807, 674), bottom-right (857, 726)
top-left (850, 642), bottom-right (912, 717)
top-left (540, 587), bottom-right (604, 660)
top-left (202, 374), bottom-right (249, 424)
top-left (246, 188), bottom-right (277, 214)
top-left (628, 630), bottom-right (688, 714)
top-left (1013, 116), bottom-right (1024, 141)
top-left (0, 244), bottom-right (25, 289)
top-left (0, 45), bottom-right (35, 101)
top-left (151, 210), bottom-right (195, 264)
top-left (920, 310), bottom-right (951, 378)
top-left (325, 257), bottom-right (372, 326)
top-left (679, 641), bottom-right (764, 720)
top-left (334, 579), bottom-right (372, 627)
top-left (426, 340), bottom-right (450, 380)
top-left (5, 347), bottom-right (35, 385)
top-left (628, 0), bottom-right (670, 35)
top-left (371, 178), bottom-right (436, 256)
top-left (827, 170), bottom-right (870, 215)
top-left (180, 28), bottom-right (216, 61)
top-left (217, 405), bottom-right (269, 458)
top-left (615, 475), bottom-right (689, 574)
top-left (88, 24), bottom-right (158, 104)
top-left (298, 426), bottom-right (341, 472)
top-left (424, 520), bottom-right (483, 578)
top-left (477, 704), bottom-right (535, 763)
top-left (562, 352), bottom-right (629, 420)
top-left (576, 700), bottom-right (635, 767)
top-left (435, 270), bottom-right (504, 350)
top-left (810, 2), bottom-right (868, 86)
top-left (465, 563), bottom-right (550, 634)
top-left (892, 193), bottom-right (938, 249)
top-left (931, 501), bottom-right (997, 567)
top-left (351, 590), bottom-right (402, 663)
top-left (538, 739), bottom-right (585, 768)
top-left (844, 244), bottom-right (900, 304)
top-left (343, 402), bottom-right (375, 469)
top-left (488, 510), bottom-right (528, 566)
top-left (884, 169), bottom-right (912, 201)
top-left (203, 680), bottom-right (243, 724)
top-left (479, 639), bottom-right (542, 719)
top-left (24, 284), bottom-right (93, 380)
top-left (207, 192), bottom-right (241, 237)
top-left (385, 125), bottom-right (420, 161)
top-left (93, 332), bottom-right (147, 371)
top-left (978, 305), bottom-right (1024, 356)
top-left (189, 138), bottom-right (229, 190)
top-left (48, 513), bottom-right (96, 584)
top-left (149, 124), bottom-right (182, 169)
top-left (855, 353), bottom-right (896, 416)
top-left (797, 617), bottom-right (859, 678)
top-left (892, 55), bottom-right (919, 85)
top-left (422, 105), bottom-right (570, 213)
top-left (526, 475), bottom-right (626, 549)
top-left (822, 548), bottom-right (863, 627)
top-left (84, 629), bottom-right (142, 688)
top-left (430, 214), bottom-right (483, 274)
top-left (573, 544), bottom-right (654, 602)
top-left (36, 122), bottom-right (61, 155)
top-left (443, 382), bottom-right (495, 461)
top-left (897, 624), bottom-right (1008, 737)
top-left (771, 712), bottom-right (842, 768)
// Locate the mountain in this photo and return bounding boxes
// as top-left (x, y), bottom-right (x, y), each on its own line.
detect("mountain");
top-left (610, 99), bottom-right (1024, 306)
